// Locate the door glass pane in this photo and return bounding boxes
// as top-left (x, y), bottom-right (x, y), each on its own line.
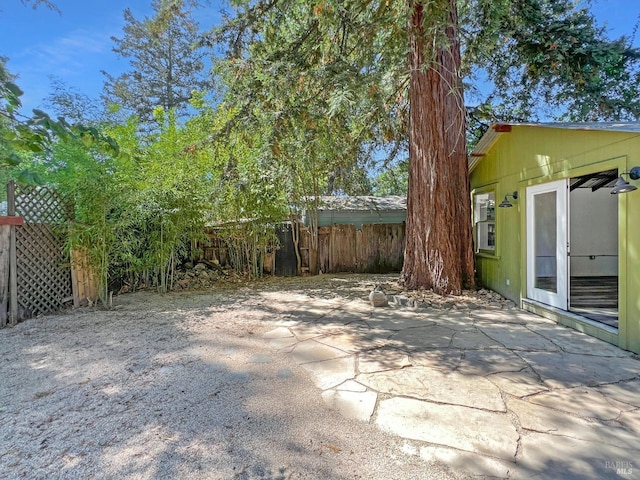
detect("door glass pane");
top-left (534, 192), bottom-right (557, 292)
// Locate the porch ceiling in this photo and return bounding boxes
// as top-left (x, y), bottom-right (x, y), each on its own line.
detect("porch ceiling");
top-left (570, 169), bottom-right (618, 192)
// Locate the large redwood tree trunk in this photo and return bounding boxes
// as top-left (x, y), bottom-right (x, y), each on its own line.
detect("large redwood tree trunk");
top-left (400, 0), bottom-right (475, 294)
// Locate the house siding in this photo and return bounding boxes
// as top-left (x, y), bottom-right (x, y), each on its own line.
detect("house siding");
top-left (470, 125), bottom-right (640, 353)
top-left (316, 210), bottom-right (406, 229)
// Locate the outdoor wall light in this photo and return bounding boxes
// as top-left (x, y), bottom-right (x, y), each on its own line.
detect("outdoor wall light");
top-left (499, 191), bottom-right (518, 208)
top-left (611, 166), bottom-right (640, 195)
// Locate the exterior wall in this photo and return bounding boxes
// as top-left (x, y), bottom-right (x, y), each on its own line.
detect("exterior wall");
top-left (470, 125), bottom-right (640, 353)
top-left (316, 209), bottom-right (406, 228)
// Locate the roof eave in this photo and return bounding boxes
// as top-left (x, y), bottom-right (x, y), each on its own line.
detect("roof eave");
top-left (468, 124), bottom-right (512, 172)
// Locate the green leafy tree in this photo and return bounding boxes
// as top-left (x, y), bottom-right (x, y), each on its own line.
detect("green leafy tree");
top-left (463, 0), bottom-right (640, 123)
top-left (1, 60), bottom-right (119, 186)
top-left (372, 159), bottom-right (408, 196)
top-left (102, 0), bottom-right (211, 129)
top-left (211, 0), bottom-right (474, 291)
top-left (209, 0), bottom-right (640, 293)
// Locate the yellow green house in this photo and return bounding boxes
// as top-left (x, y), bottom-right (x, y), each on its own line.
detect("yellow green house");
top-left (469, 123), bottom-right (640, 354)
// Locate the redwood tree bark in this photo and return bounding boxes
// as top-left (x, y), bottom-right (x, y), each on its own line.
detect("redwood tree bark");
top-left (400, 0), bottom-right (475, 294)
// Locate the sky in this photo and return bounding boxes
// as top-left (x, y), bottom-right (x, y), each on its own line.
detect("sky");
top-left (0, 0), bottom-right (224, 115)
top-left (0, 0), bottom-right (639, 116)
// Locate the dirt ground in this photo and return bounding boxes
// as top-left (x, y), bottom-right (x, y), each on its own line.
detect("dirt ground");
top-left (0, 274), bottom-right (473, 480)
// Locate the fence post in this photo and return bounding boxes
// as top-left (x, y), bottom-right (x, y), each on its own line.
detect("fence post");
top-left (7, 181), bottom-right (18, 326)
top-left (0, 225), bottom-right (10, 326)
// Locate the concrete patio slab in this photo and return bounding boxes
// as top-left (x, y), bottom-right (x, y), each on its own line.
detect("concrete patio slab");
top-left (527, 387), bottom-right (627, 420)
top-left (456, 349), bottom-right (529, 375)
top-left (358, 367), bottom-right (505, 411)
top-left (262, 326), bottom-right (294, 339)
top-left (335, 380), bottom-right (367, 392)
top-left (290, 339), bottom-right (349, 364)
top-left (595, 380), bottom-right (640, 408)
top-left (257, 276), bottom-right (640, 478)
top-left (527, 323), bottom-right (632, 356)
top-left (289, 324), bottom-right (345, 342)
top-left (389, 325), bottom-right (456, 350)
top-left (357, 347), bottom-right (411, 373)
top-left (409, 349), bottom-right (463, 371)
top-left (375, 397), bottom-right (519, 461)
top-left (507, 397), bottom-right (638, 448)
top-left (450, 329), bottom-right (504, 349)
top-left (513, 431), bottom-right (639, 480)
top-left (472, 309), bottom-right (553, 325)
top-left (321, 389), bottom-right (377, 422)
top-left (314, 330), bottom-right (392, 354)
top-left (299, 356), bottom-right (356, 390)
top-left (477, 324), bottom-right (560, 351)
top-left (618, 408), bottom-right (640, 435)
top-left (519, 351), bottom-right (639, 388)
top-left (486, 369), bottom-right (549, 398)
top-left (267, 335), bottom-right (299, 352)
top-left (418, 445), bottom-right (512, 478)
top-left (423, 313), bottom-right (478, 332)
top-left (366, 314), bottom-right (436, 331)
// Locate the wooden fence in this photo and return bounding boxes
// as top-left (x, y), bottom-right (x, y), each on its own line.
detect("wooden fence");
top-left (203, 222), bottom-right (405, 276)
top-left (317, 223), bottom-right (405, 274)
top-left (0, 182), bottom-right (97, 327)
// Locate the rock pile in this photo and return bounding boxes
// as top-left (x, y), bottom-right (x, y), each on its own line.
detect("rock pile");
top-left (377, 282), bottom-right (517, 311)
top-left (173, 261), bottom-right (241, 290)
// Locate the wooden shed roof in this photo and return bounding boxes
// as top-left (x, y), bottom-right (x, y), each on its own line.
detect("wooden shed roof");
top-left (316, 195), bottom-right (406, 212)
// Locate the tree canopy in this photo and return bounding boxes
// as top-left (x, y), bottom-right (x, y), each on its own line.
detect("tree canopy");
top-left (463, 0), bottom-right (640, 128)
top-left (3, 0), bottom-right (640, 296)
top-left (102, 0), bottom-right (210, 129)
top-left (208, 0), bottom-right (640, 292)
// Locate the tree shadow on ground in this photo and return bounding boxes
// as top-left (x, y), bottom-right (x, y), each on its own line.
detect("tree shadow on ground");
top-left (237, 274), bottom-right (640, 479)
top-left (0, 279), bottom-right (441, 479)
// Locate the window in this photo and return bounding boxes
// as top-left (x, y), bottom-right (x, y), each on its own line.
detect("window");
top-left (474, 191), bottom-right (495, 252)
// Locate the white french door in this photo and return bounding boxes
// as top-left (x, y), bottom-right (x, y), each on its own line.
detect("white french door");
top-left (526, 180), bottom-right (569, 309)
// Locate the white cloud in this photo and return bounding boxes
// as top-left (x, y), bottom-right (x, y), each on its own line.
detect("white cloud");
top-left (8, 27), bottom-right (120, 114)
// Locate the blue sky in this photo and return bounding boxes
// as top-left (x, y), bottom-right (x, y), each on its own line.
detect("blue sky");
top-left (0, 0), bottom-right (224, 114)
top-left (0, 0), bottom-right (639, 116)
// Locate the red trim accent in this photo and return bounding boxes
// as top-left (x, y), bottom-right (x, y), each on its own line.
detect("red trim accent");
top-left (493, 124), bottom-right (512, 133)
top-left (0, 216), bottom-right (24, 226)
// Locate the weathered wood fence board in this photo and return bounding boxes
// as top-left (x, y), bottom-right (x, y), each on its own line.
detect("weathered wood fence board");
top-left (317, 226), bottom-right (331, 274)
top-left (357, 223), bottom-right (405, 273)
top-left (0, 225), bottom-right (10, 326)
top-left (320, 223), bottom-right (405, 274)
top-left (328, 224), bottom-right (358, 272)
top-left (201, 222), bottom-right (405, 276)
top-left (71, 249), bottom-right (98, 307)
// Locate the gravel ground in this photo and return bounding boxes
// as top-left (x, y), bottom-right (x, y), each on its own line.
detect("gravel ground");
top-left (0, 275), bottom-right (471, 480)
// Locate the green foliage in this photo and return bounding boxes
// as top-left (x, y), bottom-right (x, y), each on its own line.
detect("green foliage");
top-left (371, 159), bottom-right (408, 196)
top-left (210, 0), bottom-right (410, 209)
top-left (6, 0), bottom-right (640, 297)
top-left (462, 0), bottom-right (640, 122)
top-left (214, 0), bottom-right (640, 162)
top-left (1, 58), bottom-right (120, 187)
top-left (102, 0), bottom-right (211, 130)
top-left (31, 107), bottom-right (215, 299)
top-left (186, 101), bottom-right (289, 275)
